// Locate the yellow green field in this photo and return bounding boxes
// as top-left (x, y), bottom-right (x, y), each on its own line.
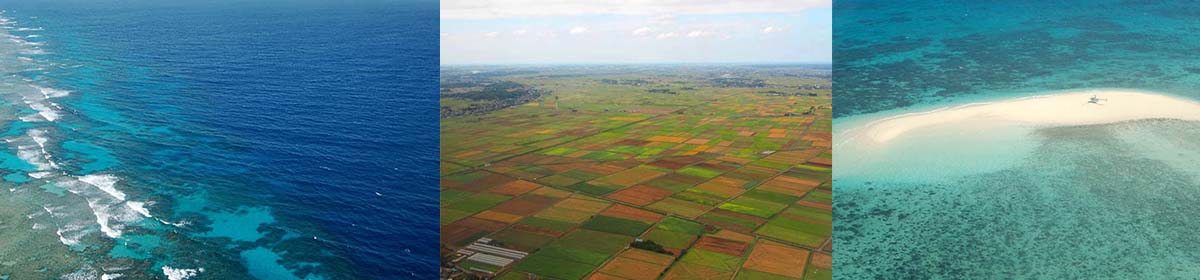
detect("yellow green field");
top-left (441, 65), bottom-right (832, 280)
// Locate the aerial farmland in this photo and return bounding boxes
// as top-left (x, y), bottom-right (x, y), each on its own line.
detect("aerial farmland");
top-left (440, 65), bottom-right (832, 280)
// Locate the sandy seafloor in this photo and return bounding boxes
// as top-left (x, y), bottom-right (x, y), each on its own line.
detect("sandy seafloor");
top-left (834, 0), bottom-right (1200, 278)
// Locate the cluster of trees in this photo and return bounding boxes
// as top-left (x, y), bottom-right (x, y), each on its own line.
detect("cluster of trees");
top-left (630, 239), bottom-right (673, 255)
top-left (599, 78), bottom-right (652, 86)
top-left (441, 81), bottom-right (546, 118)
top-left (710, 77), bottom-right (767, 88)
top-left (762, 90), bottom-right (822, 97)
top-left (443, 81), bottom-right (530, 101)
top-left (647, 88), bottom-right (678, 95)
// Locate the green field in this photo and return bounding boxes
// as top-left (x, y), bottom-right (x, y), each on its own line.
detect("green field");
top-left (441, 65), bottom-right (833, 279)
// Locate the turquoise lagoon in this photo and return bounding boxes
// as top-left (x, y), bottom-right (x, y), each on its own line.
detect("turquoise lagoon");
top-left (835, 1), bottom-right (1200, 278)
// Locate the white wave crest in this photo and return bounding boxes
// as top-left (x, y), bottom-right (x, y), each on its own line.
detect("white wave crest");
top-left (35, 85), bottom-right (70, 98)
top-left (15, 128), bottom-right (59, 170)
top-left (126, 201), bottom-right (153, 218)
top-left (63, 175), bottom-right (145, 239)
top-left (162, 266), bottom-right (204, 280)
top-left (80, 174), bottom-right (124, 201)
top-left (27, 102), bottom-right (60, 121)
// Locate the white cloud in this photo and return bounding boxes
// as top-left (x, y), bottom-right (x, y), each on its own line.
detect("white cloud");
top-left (484, 32), bottom-right (499, 38)
top-left (569, 26), bottom-right (588, 34)
top-left (512, 29), bottom-right (528, 35)
top-left (762, 26), bottom-right (783, 33)
top-left (686, 30), bottom-right (714, 38)
top-left (441, 0), bottom-right (830, 19)
top-left (656, 32), bottom-right (679, 39)
top-left (632, 27), bottom-right (652, 36)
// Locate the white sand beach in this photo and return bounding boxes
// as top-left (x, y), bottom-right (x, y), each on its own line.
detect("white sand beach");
top-left (833, 90), bottom-right (1200, 181)
top-left (847, 90), bottom-right (1200, 144)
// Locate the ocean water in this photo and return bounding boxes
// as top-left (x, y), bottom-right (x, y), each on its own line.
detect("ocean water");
top-left (0, 1), bottom-right (437, 279)
top-left (834, 0), bottom-right (1200, 117)
top-left (834, 0), bottom-right (1200, 278)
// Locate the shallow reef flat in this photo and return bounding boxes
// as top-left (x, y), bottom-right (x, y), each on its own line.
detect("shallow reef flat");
top-left (835, 115), bottom-right (1200, 278)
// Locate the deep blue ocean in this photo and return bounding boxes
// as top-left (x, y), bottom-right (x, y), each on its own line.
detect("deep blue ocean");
top-left (0, 0), bottom-right (437, 279)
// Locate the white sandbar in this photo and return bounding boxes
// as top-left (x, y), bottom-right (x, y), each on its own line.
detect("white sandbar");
top-left (848, 90), bottom-right (1200, 144)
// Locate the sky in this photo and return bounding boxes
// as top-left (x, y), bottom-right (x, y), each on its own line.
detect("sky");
top-left (440, 0), bottom-right (831, 65)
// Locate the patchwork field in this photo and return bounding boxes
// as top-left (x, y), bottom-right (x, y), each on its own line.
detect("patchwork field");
top-left (441, 65), bottom-right (832, 280)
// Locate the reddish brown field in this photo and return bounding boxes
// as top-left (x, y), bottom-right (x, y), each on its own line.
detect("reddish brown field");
top-left (535, 207), bottom-right (593, 223)
top-left (663, 263), bottom-right (733, 280)
top-left (742, 241), bottom-right (810, 278)
top-left (810, 252), bottom-right (832, 270)
top-left (614, 139), bottom-right (652, 146)
top-left (529, 186), bottom-right (571, 198)
top-left (647, 135), bottom-right (688, 143)
top-left (756, 175), bottom-right (821, 197)
top-left (555, 197), bottom-right (611, 213)
top-left (491, 195), bottom-right (559, 216)
top-left (586, 273), bottom-right (628, 280)
top-left (594, 255), bottom-right (670, 280)
top-left (441, 217), bottom-right (508, 246)
top-left (693, 236), bottom-right (750, 256)
top-left (693, 177), bottom-right (748, 198)
top-left (510, 223), bottom-right (568, 237)
top-left (473, 210), bottom-right (523, 224)
top-left (697, 209), bottom-right (767, 233)
top-left (796, 200), bottom-right (832, 211)
top-left (607, 185), bottom-right (674, 206)
top-left (489, 180), bottom-right (542, 196)
top-left (600, 204), bottom-right (664, 223)
top-left (621, 248), bottom-right (676, 266)
top-left (648, 159), bottom-right (690, 170)
top-left (594, 168), bottom-right (667, 187)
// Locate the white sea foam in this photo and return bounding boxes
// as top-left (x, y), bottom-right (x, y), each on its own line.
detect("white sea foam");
top-left (40, 202), bottom-right (95, 247)
top-left (89, 198), bottom-right (123, 238)
top-left (18, 47), bottom-right (44, 55)
top-left (15, 27), bottom-right (41, 31)
top-left (80, 174), bottom-right (125, 201)
top-left (158, 218), bottom-right (190, 227)
top-left (162, 267), bottom-right (204, 280)
top-left (60, 267), bottom-right (99, 280)
top-left (35, 85), bottom-right (70, 98)
top-left (15, 129), bottom-right (59, 170)
top-left (126, 201), bottom-right (152, 218)
top-left (56, 228), bottom-right (79, 246)
top-left (27, 102), bottom-right (59, 121)
top-left (29, 128), bottom-right (49, 146)
top-left (17, 143), bottom-right (53, 170)
top-left (28, 171), bottom-right (56, 178)
top-left (102, 274), bottom-right (123, 280)
top-left (59, 175), bottom-right (146, 239)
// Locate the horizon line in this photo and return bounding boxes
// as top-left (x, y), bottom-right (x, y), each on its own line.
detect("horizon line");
top-left (440, 61), bottom-right (832, 66)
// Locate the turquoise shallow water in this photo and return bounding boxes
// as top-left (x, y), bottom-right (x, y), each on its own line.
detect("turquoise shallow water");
top-left (834, 0), bottom-right (1200, 278)
top-left (834, 0), bottom-right (1200, 117)
top-left (835, 120), bottom-right (1200, 278)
